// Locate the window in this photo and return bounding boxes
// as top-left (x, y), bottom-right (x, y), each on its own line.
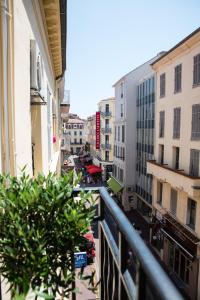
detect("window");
top-left (159, 145), bottom-right (164, 165)
top-left (157, 181), bottom-right (163, 205)
top-left (47, 87), bottom-right (52, 163)
top-left (193, 53), bottom-right (200, 86)
top-left (105, 135), bottom-right (109, 147)
top-left (189, 149), bottom-right (200, 177)
top-left (105, 119), bottom-right (109, 129)
top-left (74, 138), bottom-right (77, 144)
top-left (191, 104), bottom-right (200, 140)
top-left (80, 138), bottom-right (82, 144)
top-left (105, 104), bottom-right (109, 113)
top-left (122, 125), bottom-right (125, 142)
top-left (118, 126), bottom-right (120, 142)
top-left (187, 198), bottom-right (196, 230)
top-left (168, 242), bottom-right (190, 284)
top-left (159, 111), bottom-right (165, 137)
top-left (114, 126), bottom-right (116, 141)
top-left (173, 147), bottom-right (180, 170)
top-left (170, 189), bottom-right (177, 215)
top-left (120, 104), bottom-right (123, 118)
top-left (160, 73), bottom-right (165, 97)
top-left (120, 82), bottom-right (124, 98)
top-left (80, 131), bottom-right (82, 136)
top-left (105, 151), bottom-right (109, 161)
top-left (174, 64), bottom-right (182, 93)
top-left (122, 147), bottom-right (125, 161)
top-left (74, 131), bottom-right (77, 136)
top-left (173, 107), bottom-right (181, 139)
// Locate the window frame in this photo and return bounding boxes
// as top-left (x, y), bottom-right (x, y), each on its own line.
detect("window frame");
top-left (160, 73), bottom-right (166, 98)
top-left (193, 53), bottom-right (200, 86)
top-left (174, 64), bottom-right (182, 93)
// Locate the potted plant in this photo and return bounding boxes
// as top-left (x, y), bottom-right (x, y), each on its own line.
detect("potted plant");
top-left (0, 170), bottom-right (95, 299)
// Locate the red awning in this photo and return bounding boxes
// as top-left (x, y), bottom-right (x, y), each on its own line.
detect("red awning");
top-left (87, 166), bottom-right (102, 174)
top-left (85, 165), bottom-right (94, 169)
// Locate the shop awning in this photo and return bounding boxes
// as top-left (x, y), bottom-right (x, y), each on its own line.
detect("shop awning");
top-left (107, 177), bottom-right (123, 193)
top-left (87, 166), bottom-right (102, 175)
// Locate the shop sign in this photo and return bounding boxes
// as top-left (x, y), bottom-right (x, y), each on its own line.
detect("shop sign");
top-left (74, 252), bottom-right (87, 268)
top-left (96, 111), bottom-right (100, 149)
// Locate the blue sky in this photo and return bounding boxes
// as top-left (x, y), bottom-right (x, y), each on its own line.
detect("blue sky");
top-left (66, 0), bottom-right (200, 118)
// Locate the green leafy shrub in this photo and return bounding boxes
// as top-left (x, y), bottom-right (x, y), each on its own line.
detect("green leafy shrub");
top-left (0, 171), bottom-right (95, 299)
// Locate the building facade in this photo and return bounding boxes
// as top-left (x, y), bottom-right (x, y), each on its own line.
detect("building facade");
top-left (135, 75), bottom-right (155, 224)
top-left (85, 114), bottom-right (96, 157)
top-left (0, 0), bottom-right (66, 179)
top-left (64, 116), bottom-right (85, 155)
top-left (147, 28), bottom-right (200, 300)
top-left (0, 0), bottom-right (66, 298)
top-left (61, 90), bottom-right (70, 163)
top-left (112, 56), bottom-right (160, 211)
top-left (93, 98), bottom-right (115, 180)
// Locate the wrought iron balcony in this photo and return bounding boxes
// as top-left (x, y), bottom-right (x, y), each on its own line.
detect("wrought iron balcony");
top-left (101, 127), bottom-right (112, 134)
top-left (101, 111), bottom-right (112, 117)
top-left (101, 143), bottom-right (111, 150)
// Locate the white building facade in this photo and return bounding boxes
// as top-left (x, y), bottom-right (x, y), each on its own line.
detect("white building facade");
top-left (112, 57), bottom-right (160, 211)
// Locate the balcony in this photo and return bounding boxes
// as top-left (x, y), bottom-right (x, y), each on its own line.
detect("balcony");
top-left (101, 143), bottom-right (111, 150)
top-left (0, 185), bottom-right (183, 300)
top-left (147, 160), bottom-right (200, 198)
top-left (101, 127), bottom-right (112, 134)
top-left (70, 141), bottom-right (83, 145)
top-left (86, 187), bottom-right (182, 300)
top-left (101, 111), bottom-right (112, 117)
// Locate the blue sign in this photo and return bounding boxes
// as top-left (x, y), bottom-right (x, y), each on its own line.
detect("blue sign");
top-left (74, 252), bottom-right (87, 268)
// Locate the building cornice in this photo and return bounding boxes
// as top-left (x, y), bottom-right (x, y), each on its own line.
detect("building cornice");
top-left (151, 27), bottom-right (200, 69)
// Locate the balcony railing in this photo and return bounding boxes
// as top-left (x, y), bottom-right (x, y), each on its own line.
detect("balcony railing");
top-left (101, 143), bottom-right (111, 150)
top-left (147, 160), bottom-right (200, 198)
top-left (97, 187), bottom-right (183, 300)
top-left (101, 127), bottom-right (112, 134)
top-left (101, 111), bottom-right (112, 117)
top-left (70, 142), bottom-right (83, 145)
top-left (0, 187), bottom-right (183, 300)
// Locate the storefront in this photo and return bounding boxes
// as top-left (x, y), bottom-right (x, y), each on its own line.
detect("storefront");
top-left (151, 211), bottom-right (199, 300)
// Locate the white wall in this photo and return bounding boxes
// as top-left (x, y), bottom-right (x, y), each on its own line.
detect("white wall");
top-left (114, 58), bottom-right (157, 209)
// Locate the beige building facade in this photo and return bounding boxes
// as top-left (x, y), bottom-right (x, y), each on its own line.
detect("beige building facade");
top-left (85, 114), bottom-right (96, 157)
top-left (0, 0), bottom-right (66, 179)
top-left (0, 1), bottom-right (66, 298)
top-left (94, 97), bottom-right (115, 180)
top-left (64, 117), bottom-right (85, 155)
top-left (147, 28), bottom-right (200, 300)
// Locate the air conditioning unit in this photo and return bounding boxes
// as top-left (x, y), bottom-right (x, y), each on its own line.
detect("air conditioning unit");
top-left (30, 40), bottom-right (42, 91)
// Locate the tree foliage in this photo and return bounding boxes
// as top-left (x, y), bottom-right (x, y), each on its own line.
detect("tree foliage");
top-left (0, 171), bottom-right (95, 299)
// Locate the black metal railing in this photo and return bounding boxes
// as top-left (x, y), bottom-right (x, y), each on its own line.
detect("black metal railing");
top-left (0, 187), bottom-right (183, 300)
top-left (98, 187), bottom-right (183, 300)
